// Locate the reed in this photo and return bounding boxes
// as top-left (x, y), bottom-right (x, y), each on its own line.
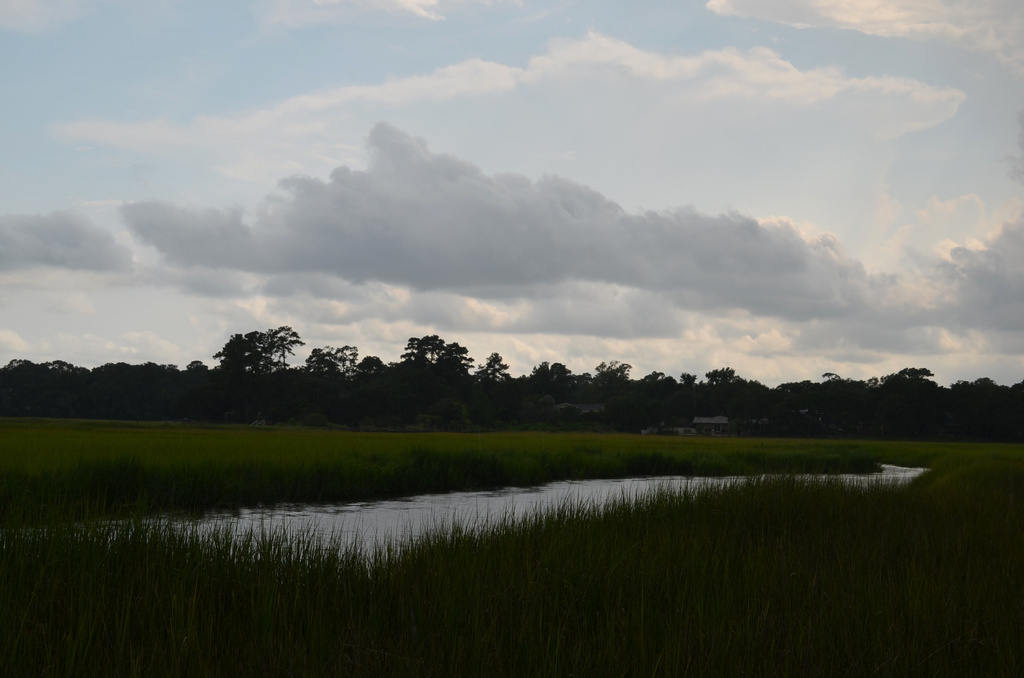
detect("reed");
top-left (2, 457), bottom-right (1024, 676)
top-left (0, 418), bottom-right (947, 520)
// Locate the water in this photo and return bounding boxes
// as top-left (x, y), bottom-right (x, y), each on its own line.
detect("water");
top-left (189, 464), bottom-right (925, 551)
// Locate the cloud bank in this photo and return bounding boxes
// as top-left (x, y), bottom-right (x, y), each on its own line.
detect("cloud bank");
top-left (7, 121), bottom-right (1024, 380)
top-left (122, 123), bottom-right (876, 324)
top-left (115, 121), bottom-right (1024, 359)
top-left (938, 216), bottom-right (1024, 332)
top-left (57, 32), bottom-right (965, 188)
top-left (0, 212), bottom-right (132, 272)
top-left (104, 124), bottom-right (1024, 380)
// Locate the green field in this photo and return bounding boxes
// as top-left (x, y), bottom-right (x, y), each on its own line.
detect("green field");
top-left (2, 419), bottom-right (1023, 675)
top-left (0, 417), bottom-right (955, 520)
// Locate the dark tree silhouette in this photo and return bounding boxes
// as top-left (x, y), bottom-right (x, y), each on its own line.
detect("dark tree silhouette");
top-left (4, 328), bottom-right (1024, 440)
top-left (476, 352), bottom-right (510, 383)
top-left (305, 346), bottom-right (359, 380)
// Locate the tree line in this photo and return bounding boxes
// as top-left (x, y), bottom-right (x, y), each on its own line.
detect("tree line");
top-left (2, 326), bottom-right (1023, 440)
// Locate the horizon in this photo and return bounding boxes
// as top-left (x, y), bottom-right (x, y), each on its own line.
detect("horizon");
top-left (4, 327), bottom-right (1016, 390)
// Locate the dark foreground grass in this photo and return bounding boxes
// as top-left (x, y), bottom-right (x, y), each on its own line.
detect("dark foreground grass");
top-left (3, 458), bottom-right (1024, 676)
top-left (0, 418), bottom-right (956, 520)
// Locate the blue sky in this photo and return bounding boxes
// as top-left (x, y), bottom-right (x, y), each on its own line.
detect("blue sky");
top-left (3, 0), bottom-right (1024, 385)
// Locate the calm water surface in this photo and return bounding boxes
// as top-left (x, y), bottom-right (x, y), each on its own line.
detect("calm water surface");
top-left (190, 464), bottom-right (925, 551)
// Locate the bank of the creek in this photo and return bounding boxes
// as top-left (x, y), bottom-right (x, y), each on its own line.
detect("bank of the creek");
top-left (189, 464), bottom-right (925, 550)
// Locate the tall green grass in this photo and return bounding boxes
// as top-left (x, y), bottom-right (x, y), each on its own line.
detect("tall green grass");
top-left (0, 418), bottom-right (951, 520)
top-left (4, 419), bottom-right (1024, 674)
top-left (3, 460), bottom-right (1023, 676)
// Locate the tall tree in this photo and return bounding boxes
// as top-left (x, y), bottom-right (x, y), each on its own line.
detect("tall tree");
top-left (593, 360), bottom-right (632, 399)
top-left (401, 335), bottom-right (474, 380)
top-left (264, 326), bottom-right (305, 370)
top-left (476, 352), bottom-right (510, 383)
top-left (214, 327), bottom-right (305, 375)
top-left (305, 345), bottom-right (359, 380)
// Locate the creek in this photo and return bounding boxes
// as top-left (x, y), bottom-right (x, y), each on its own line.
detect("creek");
top-left (186, 464), bottom-right (925, 551)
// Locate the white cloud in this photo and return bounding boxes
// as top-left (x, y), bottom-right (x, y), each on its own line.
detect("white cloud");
top-left (526, 33), bottom-right (954, 109)
top-left (120, 330), bottom-right (190, 363)
top-left (0, 329), bottom-right (33, 355)
top-left (56, 32), bottom-right (964, 188)
top-left (260, 0), bottom-right (519, 25)
top-left (43, 291), bottom-right (96, 315)
top-left (707, 0), bottom-right (1024, 70)
top-left (882, 193), bottom-right (1023, 263)
top-left (51, 333), bottom-right (139, 361)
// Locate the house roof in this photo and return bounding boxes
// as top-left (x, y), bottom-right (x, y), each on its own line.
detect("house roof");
top-left (693, 416), bottom-right (729, 425)
top-left (555, 402), bottom-right (605, 412)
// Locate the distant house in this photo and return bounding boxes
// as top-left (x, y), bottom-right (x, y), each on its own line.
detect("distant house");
top-left (693, 416), bottom-right (729, 435)
top-left (554, 403), bottom-right (605, 413)
top-left (641, 425), bottom-right (697, 436)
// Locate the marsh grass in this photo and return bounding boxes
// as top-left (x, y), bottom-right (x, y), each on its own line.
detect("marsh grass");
top-left (4, 419), bottom-right (1024, 674)
top-left (3, 464), bottom-right (1024, 676)
top-left (0, 418), bottom-right (927, 521)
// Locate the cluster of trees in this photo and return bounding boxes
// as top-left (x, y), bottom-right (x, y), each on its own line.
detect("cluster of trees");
top-left (2, 326), bottom-right (1023, 440)
top-left (0, 359), bottom-right (209, 421)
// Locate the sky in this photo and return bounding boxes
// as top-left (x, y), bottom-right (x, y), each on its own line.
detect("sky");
top-left (2, 0), bottom-right (1024, 386)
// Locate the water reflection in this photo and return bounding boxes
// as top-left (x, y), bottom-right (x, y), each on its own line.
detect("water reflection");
top-left (193, 464), bottom-right (925, 551)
